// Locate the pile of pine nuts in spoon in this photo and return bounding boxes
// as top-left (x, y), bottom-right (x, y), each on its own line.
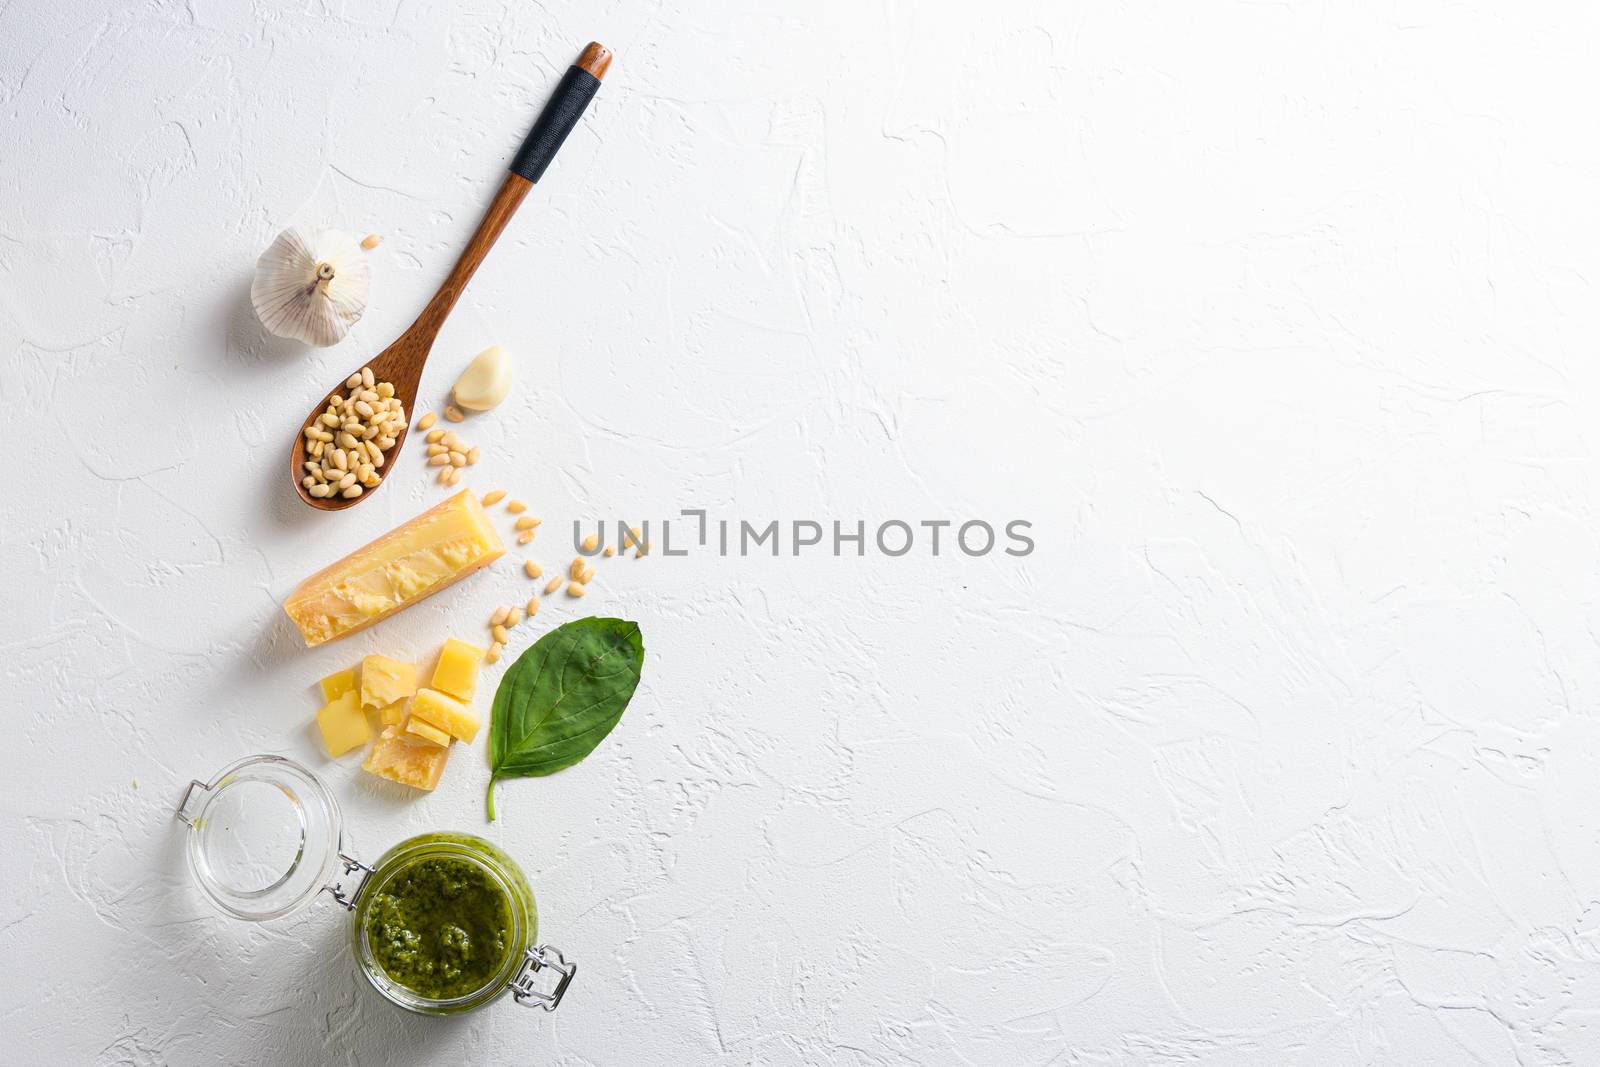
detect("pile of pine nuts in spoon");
top-left (300, 366), bottom-right (405, 499)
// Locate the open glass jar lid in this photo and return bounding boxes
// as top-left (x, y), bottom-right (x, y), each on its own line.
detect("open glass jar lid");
top-left (176, 754), bottom-right (345, 920)
top-left (175, 754), bottom-right (574, 1016)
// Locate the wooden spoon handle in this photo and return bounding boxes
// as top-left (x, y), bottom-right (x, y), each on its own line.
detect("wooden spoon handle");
top-left (412, 173), bottom-right (532, 334)
top-left (412, 42), bottom-right (612, 338)
top-left (511, 42), bottom-right (612, 184)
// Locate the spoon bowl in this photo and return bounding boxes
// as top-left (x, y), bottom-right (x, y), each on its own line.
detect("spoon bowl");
top-left (289, 335), bottom-right (431, 511)
top-left (288, 41), bottom-right (612, 512)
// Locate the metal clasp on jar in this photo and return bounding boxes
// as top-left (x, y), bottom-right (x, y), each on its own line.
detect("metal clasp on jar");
top-left (174, 778), bottom-right (209, 826)
top-left (509, 945), bottom-right (575, 1010)
top-left (323, 853), bottom-right (374, 910)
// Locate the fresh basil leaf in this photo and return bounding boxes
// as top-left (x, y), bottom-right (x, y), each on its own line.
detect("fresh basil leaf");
top-left (486, 616), bottom-right (644, 820)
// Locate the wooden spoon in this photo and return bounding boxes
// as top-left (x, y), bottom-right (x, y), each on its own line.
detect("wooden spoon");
top-left (290, 42), bottom-right (613, 511)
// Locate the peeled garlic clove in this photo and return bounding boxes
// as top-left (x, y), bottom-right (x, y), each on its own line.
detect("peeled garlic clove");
top-left (251, 227), bottom-right (370, 346)
top-left (452, 344), bottom-right (513, 411)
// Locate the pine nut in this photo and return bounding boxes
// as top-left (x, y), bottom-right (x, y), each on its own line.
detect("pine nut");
top-left (303, 461), bottom-right (321, 475)
top-left (444, 404), bottom-right (465, 422)
top-left (309, 483), bottom-right (331, 497)
top-left (567, 582), bottom-right (586, 597)
top-left (516, 516), bottom-right (538, 531)
top-left (442, 432), bottom-right (463, 450)
top-left (492, 624), bottom-right (509, 644)
top-left (523, 560), bottom-right (542, 579)
top-left (342, 484), bottom-right (363, 499)
top-left (486, 641), bottom-right (503, 664)
top-left (444, 468), bottom-right (461, 486)
top-left (336, 473), bottom-right (357, 490)
top-left (317, 369), bottom-right (406, 493)
top-left (466, 447), bottom-right (480, 465)
top-left (437, 468), bottom-right (453, 484)
top-left (482, 489), bottom-right (506, 506)
top-left (603, 546), bottom-right (615, 557)
top-left (428, 444), bottom-right (447, 456)
top-left (417, 411), bottom-right (437, 430)
top-left (544, 576), bottom-right (564, 595)
top-left (581, 534), bottom-right (600, 553)
top-left (517, 531), bottom-right (533, 544)
top-left (507, 608), bottom-right (524, 627)
top-left (302, 476), bottom-right (316, 490)
top-left (448, 451), bottom-right (466, 467)
top-left (426, 429), bottom-right (445, 444)
top-left (526, 596), bottom-right (540, 615)
top-left (569, 558), bottom-right (586, 580)
top-left (491, 605), bottom-right (510, 626)
top-left (507, 500), bottom-right (527, 514)
top-left (429, 454), bottom-right (450, 467)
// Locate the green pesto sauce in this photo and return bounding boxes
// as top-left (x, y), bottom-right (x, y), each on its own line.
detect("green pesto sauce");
top-left (364, 856), bottom-right (514, 999)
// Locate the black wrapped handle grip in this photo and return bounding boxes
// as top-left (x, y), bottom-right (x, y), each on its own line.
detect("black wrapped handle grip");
top-left (510, 42), bottom-right (611, 184)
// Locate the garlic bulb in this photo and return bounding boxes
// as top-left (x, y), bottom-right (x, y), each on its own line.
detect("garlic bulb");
top-left (452, 344), bottom-right (513, 411)
top-left (251, 227), bottom-right (371, 346)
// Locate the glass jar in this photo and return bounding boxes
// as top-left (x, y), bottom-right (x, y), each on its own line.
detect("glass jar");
top-left (175, 754), bottom-right (574, 1016)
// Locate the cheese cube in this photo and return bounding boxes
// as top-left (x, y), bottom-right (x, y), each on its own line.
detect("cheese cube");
top-left (403, 716), bottom-right (452, 747)
top-left (315, 691), bottom-right (370, 757)
top-left (378, 699), bottom-right (406, 726)
top-left (360, 655), bottom-right (417, 711)
top-left (430, 638), bottom-right (486, 701)
top-left (283, 491), bottom-right (507, 646)
top-left (319, 667), bottom-right (358, 703)
top-left (363, 726), bottom-right (450, 791)
top-left (406, 687), bottom-right (482, 745)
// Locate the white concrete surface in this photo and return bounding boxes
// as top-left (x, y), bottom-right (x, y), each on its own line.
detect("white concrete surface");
top-left (6, 1), bottom-right (1600, 1063)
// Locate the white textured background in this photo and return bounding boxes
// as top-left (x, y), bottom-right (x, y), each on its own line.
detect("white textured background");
top-left (6, 0), bottom-right (1600, 1064)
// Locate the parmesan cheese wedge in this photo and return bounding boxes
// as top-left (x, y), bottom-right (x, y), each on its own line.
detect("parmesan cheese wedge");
top-left (283, 490), bottom-right (505, 646)
top-left (363, 726), bottom-right (451, 790)
top-left (406, 686), bottom-right (482, 745)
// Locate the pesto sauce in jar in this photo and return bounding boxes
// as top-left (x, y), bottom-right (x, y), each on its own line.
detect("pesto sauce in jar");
top-left (364, 855), bottom-right (515, 999)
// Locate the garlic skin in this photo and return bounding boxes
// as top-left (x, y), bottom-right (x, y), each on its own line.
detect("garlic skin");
top-left (452, 344), bottom-right (513, 411)
top-left (251, 227), bottom-right (371, 346)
